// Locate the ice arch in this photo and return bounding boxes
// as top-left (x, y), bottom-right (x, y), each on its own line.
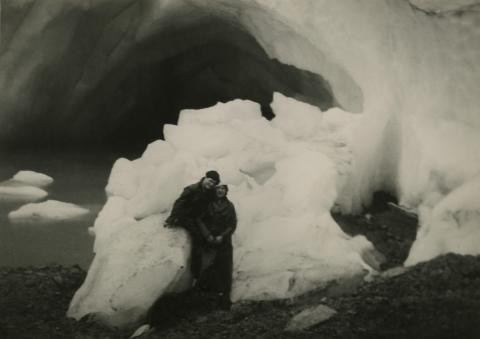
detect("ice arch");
top-left (409, 0), bottom-right (480, 13)
top-left (75, 15), bottom-right (340, 147)
top-left (0, 0), bottom-right (360, 149)
top-left (2, 0), bottom-right (479, 214)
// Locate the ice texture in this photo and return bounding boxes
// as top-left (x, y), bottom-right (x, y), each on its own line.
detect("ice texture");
top-left (12, 170), bottom-right (53, 187)
top-left (0, 170), bottom-right (51, 202)
top-left (405, 175), bottom-right (480, 265)
top-left (68, 215), bottom-right (192, 328)
top-left (68, 95), bottom-right (373, 326)
top-left (63, 0), bottom-right (480, 326)
top-left (0, 185), bottom-right (48, 202)
top-left (240, 0), bottom-right (480, 264)
top-left (2, 0), bottom-right (479, 267)
top-left (8, 200), bottom-right (89, 222)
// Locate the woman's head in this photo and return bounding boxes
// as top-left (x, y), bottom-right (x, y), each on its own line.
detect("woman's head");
top-left (215, 184), bottom-right (228, 198)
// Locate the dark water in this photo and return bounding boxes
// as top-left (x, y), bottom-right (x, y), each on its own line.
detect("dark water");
top-left (0, 150), bottom-right (121, 269)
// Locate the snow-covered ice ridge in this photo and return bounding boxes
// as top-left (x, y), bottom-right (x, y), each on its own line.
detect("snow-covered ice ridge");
top-left (68, 94), bottom-right (374, 327)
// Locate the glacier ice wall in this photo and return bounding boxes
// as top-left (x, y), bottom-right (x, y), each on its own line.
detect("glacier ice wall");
top-left (229, 0), bottom-right (480, 264)
top-left (2, 0), bottom-right (478, 217)
top-left (230, 0), bottom-right (480, 213)
top-left (68, 96), bottom-right (373, 327)
top-left (2, 0), bottom-right (480, 319)
top-left (0, 0), bottom-right (338, 147)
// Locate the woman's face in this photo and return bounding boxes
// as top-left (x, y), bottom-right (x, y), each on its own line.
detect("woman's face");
top-left (215, 185), bottom-right (227, 198)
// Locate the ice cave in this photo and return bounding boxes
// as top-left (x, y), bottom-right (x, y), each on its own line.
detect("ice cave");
top-left (1, 0), bottom-right (480, 330)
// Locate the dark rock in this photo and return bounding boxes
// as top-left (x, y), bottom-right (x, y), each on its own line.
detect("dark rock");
top-left (285, 304), bottom-right (337, 331)
top-left (361, 248), bottom-right (387, 271)
top-left (52, 275), bottom-right (64, 285)
top-left (380, 266), bottom-right (409, 279)
top-left (325, 272), bottom-right (367, 297)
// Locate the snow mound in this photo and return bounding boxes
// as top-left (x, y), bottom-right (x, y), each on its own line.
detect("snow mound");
top-left (0, 185), bottom-right (48, 202)
top-left (13, 170), bottom-right (54, 187)
top-left (8, 200), bottom-right (90, 222)
top-left (69, 95), bottom-right (373, 327)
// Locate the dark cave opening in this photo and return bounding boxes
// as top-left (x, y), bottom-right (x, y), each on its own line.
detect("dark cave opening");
top-left (1, 15), bottom-right (338, 159)
top-left (61, 16), bottom-right (336, 155)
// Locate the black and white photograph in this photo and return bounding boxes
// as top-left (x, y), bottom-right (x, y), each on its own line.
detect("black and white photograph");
top-left (0, 0), bottom-right (479, 338)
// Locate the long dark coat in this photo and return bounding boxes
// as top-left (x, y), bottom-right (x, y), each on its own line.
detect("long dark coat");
top-left (165, 179), bottom-right (215, 235)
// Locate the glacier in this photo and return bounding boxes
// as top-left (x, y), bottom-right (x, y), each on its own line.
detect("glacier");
top-left (68, 94), bottom-right (374, 327)
top-left (0, 0), bottom-right (479, 329)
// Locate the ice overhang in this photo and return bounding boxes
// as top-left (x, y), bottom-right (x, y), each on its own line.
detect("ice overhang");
top-left (0, 0), bottom-right (363, 150)
top-left (408, 0), bottom-right (480, 14)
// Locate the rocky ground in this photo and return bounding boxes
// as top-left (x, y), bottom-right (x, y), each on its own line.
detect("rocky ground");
top-left (1, 204), bottom-right (480, 339)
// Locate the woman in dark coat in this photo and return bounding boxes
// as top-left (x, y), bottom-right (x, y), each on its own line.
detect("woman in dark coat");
top-left (197, 184), bottom-right (237, 309)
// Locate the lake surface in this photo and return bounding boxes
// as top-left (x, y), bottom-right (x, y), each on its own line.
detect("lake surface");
top-left (0, 150), bottom-right (123, 269)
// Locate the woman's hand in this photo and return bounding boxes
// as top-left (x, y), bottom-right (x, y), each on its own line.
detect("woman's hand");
top-left (215, 235), bottom-right (223, 243)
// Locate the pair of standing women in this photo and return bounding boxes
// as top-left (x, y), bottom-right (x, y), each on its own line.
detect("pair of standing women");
top-left (165, 170), bottom-right (237, 309)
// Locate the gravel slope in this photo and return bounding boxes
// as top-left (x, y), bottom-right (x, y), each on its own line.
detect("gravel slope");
top-left (1, 207), bottom-right (479, 339)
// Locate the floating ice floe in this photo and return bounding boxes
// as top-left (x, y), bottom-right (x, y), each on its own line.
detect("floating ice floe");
top-left (0, 170), bottom-right (52, 202)
top-left (68, 94), bottom-right (374, 328)
top-left (8, 200), bottom-right (90, 222)
top-left (13, 170), bottom-right (54, 187)
top-left (0, 185), bottom-right (48, 202)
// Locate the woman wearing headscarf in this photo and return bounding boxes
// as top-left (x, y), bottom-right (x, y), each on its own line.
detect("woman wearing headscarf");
top-left (196, 183), bottom-right (237, 309)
